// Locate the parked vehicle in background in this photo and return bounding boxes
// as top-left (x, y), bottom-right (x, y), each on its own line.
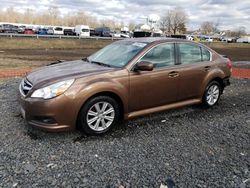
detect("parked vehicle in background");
top-left (63, 27), bottom-right (75, 36)
top-left (113, 32), bottom-right (122, 38)
top-left (133, 31), bottom-right (151, 38)
top-left (54, 27), bottom-right (64, 35)
top-left (75, 25), bottom-right (90, 37)
top-left (170, 34), bottom-right (187, 39)
top-left (94, 27), bottom-right (112, 37)
top-left (186, 35), bottom-right (194, 41)
top-left (38, 28), bottom-right (48, 35)
top-left (205, 37), bottom-right (213, 42)
top-left (18, 25), bottom-right (26, 34)
top-left (121, 33), bottom-right (130, 38)
top-left (227, 37), bottom-right (237, 43)
top-left (90, 28), bottom-right (95, 36)
top-left (0, 24), bottom-right (18, 33)
top-left (47, 27), bottom-right (64, 35)
top-left (121, 30), bottom-right (131, 38)
top-left (47, 27), bottom-right (54, 35)
top-left (19, 38), bottom-right (231, 135)
top-left (221, 37), bottom-right (236, 43)
top-left (113, 31), bottom-right (130, 38)
top-left (0, 25), bottom-right (3, 33)
top-left (237, 37), bottom-right (250, 43)
top-left (24, 29), bottom-right (35, 35)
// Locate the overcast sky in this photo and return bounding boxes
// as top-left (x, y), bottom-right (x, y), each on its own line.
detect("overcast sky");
top-left (1, 0), bottom-right (250, 32)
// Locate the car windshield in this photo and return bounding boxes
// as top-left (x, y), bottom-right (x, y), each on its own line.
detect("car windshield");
top-left (88, 41), bottom-right (147, 68)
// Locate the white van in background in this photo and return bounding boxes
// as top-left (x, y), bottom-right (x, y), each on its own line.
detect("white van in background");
top-left (47, 26), bottom-right (64, 35)
top-left (75, 25), bottom-right (90, 37)
top-left (237, 37), bottom-right (250, 43)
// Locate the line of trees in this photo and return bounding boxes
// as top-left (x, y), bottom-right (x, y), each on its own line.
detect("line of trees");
top-left (0, 6), bottom-right (125, 30)
top-left (1, 6), bottom-right (189, 34)
top-left (1, 6), bottom-right (246, 36)
top-left (200, 21), bottom-right (246, 36)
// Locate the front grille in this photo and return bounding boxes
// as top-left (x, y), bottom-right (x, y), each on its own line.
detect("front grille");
top-left (20, 78), bottom-right (33, 96)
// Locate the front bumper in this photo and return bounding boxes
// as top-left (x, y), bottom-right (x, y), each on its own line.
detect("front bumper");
top-left (19, 94), bottom-right (79, 132)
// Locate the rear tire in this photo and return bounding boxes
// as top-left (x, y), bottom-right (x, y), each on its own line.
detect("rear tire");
top-left (78, 96), bottom-right (120, 135)
top-left (202, 81), bottom-right (222, 107)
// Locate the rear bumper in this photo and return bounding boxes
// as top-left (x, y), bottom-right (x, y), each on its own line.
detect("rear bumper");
top-left (223, 77), bottom-right (230, 87)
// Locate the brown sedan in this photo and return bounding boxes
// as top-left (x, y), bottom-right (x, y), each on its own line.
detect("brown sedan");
top-left (19, 38), bottom-right (231, 135)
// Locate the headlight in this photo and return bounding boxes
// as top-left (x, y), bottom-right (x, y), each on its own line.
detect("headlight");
top-left (31, 79), bottom-right (75, 99)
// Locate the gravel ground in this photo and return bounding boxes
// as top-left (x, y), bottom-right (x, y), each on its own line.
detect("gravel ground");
top-left (0, 78), bottom-right (249, 188)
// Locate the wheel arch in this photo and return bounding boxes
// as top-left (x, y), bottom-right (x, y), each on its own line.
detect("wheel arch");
top-left (76, 90), bottom-right (125, 129)
top-left (209, 77), bottom-right (224, 89)
top-left (201, 68), bottom-right (226, 96)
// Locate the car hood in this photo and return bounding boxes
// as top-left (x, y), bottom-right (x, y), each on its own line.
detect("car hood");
top-left (26, 60), bottom-right (115, 87)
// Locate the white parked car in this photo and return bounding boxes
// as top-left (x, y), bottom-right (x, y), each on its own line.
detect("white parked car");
top-left (47, 27), bottom-right (64, 35)
top-left (206, 37), bottom-right (213, 42)
top-left (113, 32), bottom-right (122, 38)
top-left (75, 25), bottom-right (90, 37)
top-left (186, 35), bottom-right (194, 41)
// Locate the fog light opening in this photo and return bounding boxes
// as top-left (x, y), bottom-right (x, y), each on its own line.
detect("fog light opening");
top-left (33, 116), bottom-right (57, 124)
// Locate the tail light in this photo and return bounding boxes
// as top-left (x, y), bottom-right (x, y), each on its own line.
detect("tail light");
top-left (227, 58), bottom-right (232, 72)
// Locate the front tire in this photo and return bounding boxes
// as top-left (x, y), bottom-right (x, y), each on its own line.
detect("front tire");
top-left (202, 81), bottom-right (222, 107)
top-left (78, 96), bottom-right (120, 135)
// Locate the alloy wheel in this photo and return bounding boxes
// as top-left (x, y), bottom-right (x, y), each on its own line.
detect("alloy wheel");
top-left (206, 84), bottom-right (220, 106)
top-left (86, 102), bottom-right (115, 131)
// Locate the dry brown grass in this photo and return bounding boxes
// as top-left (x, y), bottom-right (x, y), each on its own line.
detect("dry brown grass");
top-left (0, 37), bottom-right (112, 50)
top-left (204, 41), bottom-right (250, 49)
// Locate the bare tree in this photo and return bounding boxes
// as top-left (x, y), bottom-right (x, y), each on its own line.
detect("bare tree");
top-left (236, 26), bottom-right (246, 37)
top-left (226, 26), bottom-right (247, 37)
top-left (200, 21), bottom-right (214, 35)
top-left (213, 19), bottom-right (220, 33)
top-left (22, 8), bottom-right (34, 24)
top-left (0, 6), bottom-right (125, 29)
top-left (128, 21), bottom-right (136, 31)
top-left (48, 6), bottom-right (61, 25)
top-left (160, 7), bottom-right (187, 34)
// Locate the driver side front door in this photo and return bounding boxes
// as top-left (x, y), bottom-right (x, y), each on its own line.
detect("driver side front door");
top-left (129, 42), bottom-right (180, 113)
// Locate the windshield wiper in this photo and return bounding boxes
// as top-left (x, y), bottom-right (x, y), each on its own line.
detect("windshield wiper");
top-left (82, 57), bottom-right (90, 62)
top-left (90, 61), bottom-right (112, 67)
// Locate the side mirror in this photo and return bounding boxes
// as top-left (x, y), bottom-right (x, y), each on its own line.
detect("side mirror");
top-left (134, 61), bottom-right (154, 72)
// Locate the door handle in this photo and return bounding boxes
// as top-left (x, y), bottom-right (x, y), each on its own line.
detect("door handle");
top-left (168, 71), bottom-right (179, 78)
top-left (204, 66), bottom-right (211, 72)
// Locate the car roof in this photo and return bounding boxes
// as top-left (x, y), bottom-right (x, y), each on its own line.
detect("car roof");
top-left (123, 37), bottom-right (191, 44)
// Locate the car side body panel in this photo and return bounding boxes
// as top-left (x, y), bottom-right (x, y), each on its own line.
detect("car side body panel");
top-left (64, 69), bottom-right (129, 122)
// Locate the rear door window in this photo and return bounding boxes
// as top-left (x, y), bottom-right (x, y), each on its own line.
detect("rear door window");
top-left (178, 43), bottom-right (202, 64)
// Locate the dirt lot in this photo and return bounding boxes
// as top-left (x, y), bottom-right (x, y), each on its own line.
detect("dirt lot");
top-left (0, 78), bottom-right (249, 187)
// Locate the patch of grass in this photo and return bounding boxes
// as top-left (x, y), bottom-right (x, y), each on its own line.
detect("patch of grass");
top-left (204, 42), bottom-right (250, 48)
top-left (0, 37), bottom-right (113, 50)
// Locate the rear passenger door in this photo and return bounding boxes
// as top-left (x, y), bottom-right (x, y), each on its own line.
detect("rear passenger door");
top-left (176, 43), bottom-right (212, 101)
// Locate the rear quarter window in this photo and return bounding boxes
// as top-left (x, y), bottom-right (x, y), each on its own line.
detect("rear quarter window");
top-left (201, 47), bottom-right (211, 61)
